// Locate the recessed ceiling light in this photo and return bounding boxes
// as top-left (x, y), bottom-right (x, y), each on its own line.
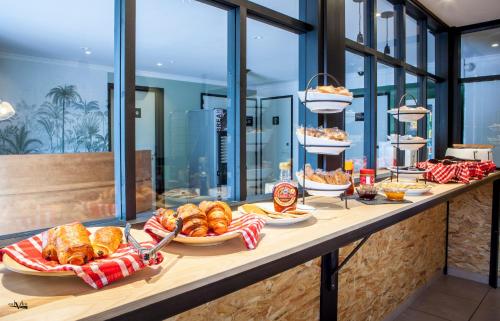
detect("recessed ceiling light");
top-left (253, 35), bottom-right (263, 40)
top-left (492, 43), bottom-right (499, 48)
top-left (82, 47), bottom-right (92, 55)
top-left (156, 62), bottom-right (163, 67)
top-left (376, 12), bottom-right (381, 17)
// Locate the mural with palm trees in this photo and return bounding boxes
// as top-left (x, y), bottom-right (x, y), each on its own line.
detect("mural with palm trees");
top-left (0, 84), bottom-right (110, 155)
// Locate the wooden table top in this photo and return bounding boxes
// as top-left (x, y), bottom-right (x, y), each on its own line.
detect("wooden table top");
top-left (0, 173), bottom-right (498, 321)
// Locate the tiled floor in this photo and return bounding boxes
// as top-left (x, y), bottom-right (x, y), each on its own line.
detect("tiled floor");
top-left (394, 276), bottom-right (500, 321)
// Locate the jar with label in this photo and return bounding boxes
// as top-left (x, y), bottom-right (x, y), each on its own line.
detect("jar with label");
top-left (273, 162), bottom-right (298, 212)
top-left (359, 168), bottom-right (375, 185)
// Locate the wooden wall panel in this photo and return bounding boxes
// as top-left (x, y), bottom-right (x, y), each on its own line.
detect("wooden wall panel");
top-left (337, 204), bottom-right (446, 321)
top-left (0, 151), bottom-right (152, 234)
top-left (448, 183), bottom-right (493, 276)
top-left (166, 260), bottom-right (321, 321)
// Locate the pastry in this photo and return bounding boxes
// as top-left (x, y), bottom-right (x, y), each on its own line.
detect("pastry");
top-left (158, 208), bottom-right (179, 232)
top-left (176, 204), bottom-right (209, 237)
top-left (299, 164), bottom-right (351, 186)
top-left (199, 201), bottom-right (232, 235)
top-left (41, 227), bottom-right (58, 261)
top-left (240, 204), bottom-right (268, 215)
top-left (54, 223), bottom-right (94, 265)
top-left (92, 227), bottom-right (123, 258)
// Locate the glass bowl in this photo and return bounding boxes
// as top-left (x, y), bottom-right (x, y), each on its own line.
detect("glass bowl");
top-left (356, 185), bottom-right (379, 200)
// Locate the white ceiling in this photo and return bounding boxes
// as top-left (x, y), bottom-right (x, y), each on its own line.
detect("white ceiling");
top-left (418, 0), bottom-right (500, 27)
top-left (0, 0), bottom-right (299, 86)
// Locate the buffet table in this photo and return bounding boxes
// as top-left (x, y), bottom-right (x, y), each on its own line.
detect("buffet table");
top-left (0, 172), bottom-right (498, 321)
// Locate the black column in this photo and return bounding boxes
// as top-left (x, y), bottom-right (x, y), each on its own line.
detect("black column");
top-left (114, 0), bottom-right (136, 220)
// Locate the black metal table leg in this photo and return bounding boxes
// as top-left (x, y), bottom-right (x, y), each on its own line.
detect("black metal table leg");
top-left (320, 251), bottom-right (339, 321)
top-left (489, 179), bottom-right (499, 288)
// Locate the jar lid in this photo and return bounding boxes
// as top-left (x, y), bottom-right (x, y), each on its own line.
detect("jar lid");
top-left (360, 168), bottom-right (375, 174)
top-left (279, 162), bottom-right (291, 170)
top-left (344, 160), bottom-right (354, 171)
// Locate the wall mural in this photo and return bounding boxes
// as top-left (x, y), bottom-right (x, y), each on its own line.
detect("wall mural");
top-left (0, 85), bottom-right (109, 155)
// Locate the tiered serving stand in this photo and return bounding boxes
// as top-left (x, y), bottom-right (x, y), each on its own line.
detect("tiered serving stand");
top-left (388, 93), bottom-right (430, 182)
top-left (297, 73), bottom-right (353, 208)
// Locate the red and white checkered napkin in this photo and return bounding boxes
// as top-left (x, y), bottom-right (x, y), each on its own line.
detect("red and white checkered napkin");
top-left (0, 232), bottom-right (161, 289)
top-left (144, 214), bottom-right (266, 250)
top-left (417, 160), bottom-right (496, 184)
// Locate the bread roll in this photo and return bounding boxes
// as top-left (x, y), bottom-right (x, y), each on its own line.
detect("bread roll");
top-left (41, 227), bottom-right (58, 261)
top-left (55, 223), bottom-right (94, 265)
top-left (92, 227), bottom-right (123, 258)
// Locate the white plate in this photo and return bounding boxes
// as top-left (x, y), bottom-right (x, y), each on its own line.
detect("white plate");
top-left (238, 203), bottom-right (315, 226)
top-left (298, 91), bottom-right (352, 113)
top-left (405, 186), bottom-right (433, 195)
top-left (388, 108), bottom-right (429, 122)
top-left (296, 132), bottom-right (351, 155)
top-left (389, 135), bottom-right (427, 151)
top-left (390, 142), bottom-right (427, 151)
top-left (174, 233), bottom-right (240, 246)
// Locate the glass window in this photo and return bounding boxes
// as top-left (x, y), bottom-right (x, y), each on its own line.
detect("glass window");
top-left (0, 0), bottom-right (115, 235)
top-left (376, 0), bottom-right (395, 57)
top-left (426, 79), bottom-right (436, 159)
top-left (135, 0), bottom-right (230, 210)
top-left (346, 0), bottom-right (366, 45)
top-left (406, 15), bottom-right (418, 67)
top-left (405, 72), bottom-right (419, 137)
top-left (461, 27), bottom-right (500, 78)
top-left (428, 29), bottom-right (436, 74)
top-left (345, 51), bottom-right (366, 172)
top-left (463, 80), bottom-right (500, 165)
top-left (246, 18), bottom-right (299, 197)
top-left (250, 0), bottom-right (299, 19)
top-left (376, 62), bottom-right (396, 174)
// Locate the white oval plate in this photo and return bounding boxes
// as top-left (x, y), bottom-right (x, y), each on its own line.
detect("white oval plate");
top-left (238, 203), bottom-right (315, 226)
top-left (2, 227), bottom-right (129, 277)
top-left (174, 233), bottom-right (240, 246)
top-left (404, 185), bottom-right (433, 196)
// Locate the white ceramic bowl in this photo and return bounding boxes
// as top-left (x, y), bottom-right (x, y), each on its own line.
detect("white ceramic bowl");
top-left (388, 108), bottom-right (429, 122)
top-left (296, 131), bottom-right (351, 155)
top-left (298, 91), bottom-right (352, 113)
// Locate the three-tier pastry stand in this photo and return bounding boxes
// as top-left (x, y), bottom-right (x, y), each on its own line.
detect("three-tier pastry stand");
top-left (388, 93), bottom-right (430, 182)
top-left (297, 72), bottom-right (353, 209)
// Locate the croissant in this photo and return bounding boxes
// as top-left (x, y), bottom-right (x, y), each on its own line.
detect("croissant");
top-left (158, 208), bottom-right (178, 232)
top-left (41, 227), bottom-right (58, 261)
top-left (199, 201), bottom-right (232, 235)
top-left (176, 204), bottom-right (208, 237)
top-left (55, 223), bottom-right (94, 265)
top-left (92, 227), bottom-right (123, 258)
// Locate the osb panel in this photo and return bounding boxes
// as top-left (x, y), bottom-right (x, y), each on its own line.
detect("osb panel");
top-left (165, 259), bottom-right (321, 321)
top-left (449, 183), bottom-right (493, 276)
top-left (338, 204), bottom-right (446, 321)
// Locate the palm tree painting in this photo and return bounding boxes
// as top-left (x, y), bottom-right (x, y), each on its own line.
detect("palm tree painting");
top-left (73, 99), bottom-right (100, 114)
top-left (2, 124), bottom-right (42, 154)
top-left (46, 85), bottom-right (81, 152)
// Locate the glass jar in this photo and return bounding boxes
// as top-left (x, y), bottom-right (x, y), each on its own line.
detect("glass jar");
top-left (359, 168), bottom-right (375, 185)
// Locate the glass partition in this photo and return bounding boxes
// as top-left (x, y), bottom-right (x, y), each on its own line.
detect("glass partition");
top-left (0, 0), bottom-right (116, 235)
top-left (345, 51), bottom-right (367, 172)
top-left (406, 14), bottom-right (418, 66)
top-left (135, 0), bottom-right (230, 210)
top-left (346, 0), bottom-right (366, 45)
top-left (376, 62), bottom-right (396, 174)
top-left (461, 27), bottom-right (500, 78)
top-left (463, 80), bottom-right (500, 165)
top-left (405, 72), bottom-right (419, 137)
top-left (428, 30), bottom-right (436, 74)
top-left (246, 18), bottom-right (299, 197)
top-left (376, 0), bottom-right (395, 57)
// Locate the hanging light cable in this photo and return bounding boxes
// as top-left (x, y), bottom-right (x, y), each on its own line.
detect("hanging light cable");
top-left (354, 0), bottom-right (364, 43)
top-left (381, 11), bottom-right (394, 55)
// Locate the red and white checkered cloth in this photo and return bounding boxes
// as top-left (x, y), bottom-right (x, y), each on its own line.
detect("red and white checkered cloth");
top-left (0, 231), bottom-right (161, 289)
top-left (417, 160), bottom-right (496, 184)
top-left (144, 214), bottom-right (266, 250)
